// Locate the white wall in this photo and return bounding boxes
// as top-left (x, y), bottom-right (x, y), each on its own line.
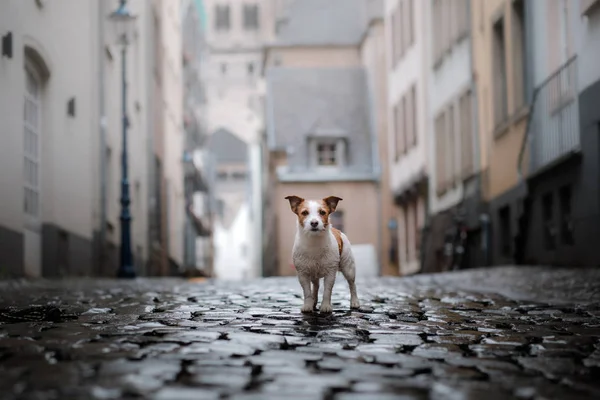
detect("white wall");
top-left (529, 0), bottom-right (600, 93)
top-left (427, 37), bottom-right (472, 214)
top-left (385, 0), bottom-right (429, 194)
top-left (0, 0), bottom-right (98, 236)
top-left (0, 0), bottom-right (101, 276)
top-left (158, 0), bottom-right (185, 267)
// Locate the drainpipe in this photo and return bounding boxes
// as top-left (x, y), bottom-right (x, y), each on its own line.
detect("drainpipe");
top-left (98, 0), bottom-right (107, 276)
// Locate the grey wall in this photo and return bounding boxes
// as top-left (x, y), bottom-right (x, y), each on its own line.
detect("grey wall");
top-left (0, 226), bottom-right (23, 278)
top-left (522, 79), bottom-right (600, 267)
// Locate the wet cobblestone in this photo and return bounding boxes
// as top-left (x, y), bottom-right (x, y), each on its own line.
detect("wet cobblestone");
top-left (0, 266), bottom-right (599, 399)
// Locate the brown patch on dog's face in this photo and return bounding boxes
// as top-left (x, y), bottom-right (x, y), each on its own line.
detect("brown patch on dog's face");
top-left (286, 196), bottom-right (343, 233)
top-left (315, 200), bottom-right (331, 228)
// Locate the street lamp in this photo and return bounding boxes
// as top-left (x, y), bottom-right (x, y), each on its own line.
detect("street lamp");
top-left (108, 0), bottom-right (137, 278)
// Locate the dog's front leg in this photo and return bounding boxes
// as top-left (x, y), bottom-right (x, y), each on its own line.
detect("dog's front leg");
top-left (311, 279), bottom-right (319, 310)
top-left (320, 272), bottom-right (336, 313)
top-left (298, 273), bottom-right (314, 313)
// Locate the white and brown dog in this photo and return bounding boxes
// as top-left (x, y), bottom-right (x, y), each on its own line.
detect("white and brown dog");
top-left (285, 195), bottom-right (360, 313)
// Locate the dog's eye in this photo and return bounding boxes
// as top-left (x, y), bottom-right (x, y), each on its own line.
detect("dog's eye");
top-left (301, 210), bottom-right (309, 216)
top-left (319, 210), bottom-right (327, 216)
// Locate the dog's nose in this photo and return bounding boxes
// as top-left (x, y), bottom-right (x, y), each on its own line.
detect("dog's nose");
top-left (310, 220), bottom-right (319, 228)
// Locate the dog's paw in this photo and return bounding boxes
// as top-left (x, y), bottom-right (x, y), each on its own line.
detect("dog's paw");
top-left (350, 299), bottom-right (360, 309)
top-left (301, 304), bottom-right (314, 313)
top-left (320, 303), bottom-right (333, 313)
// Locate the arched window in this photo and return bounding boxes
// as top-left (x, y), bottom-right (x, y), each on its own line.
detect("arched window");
top-left (22, 42), bottom-right (50, 278)
top-left (23, 63), bottom-right (42, 218)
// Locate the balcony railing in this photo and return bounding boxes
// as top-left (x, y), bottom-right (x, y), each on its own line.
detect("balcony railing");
top-left (518, 56), bottom-right (580, 179)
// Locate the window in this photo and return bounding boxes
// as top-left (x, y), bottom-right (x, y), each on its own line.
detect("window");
top-left (492, 16), bottom-right (508, 127)
top-left (512, 0), bottom-right (527, 110)
top-left (432, 0), bottom-right (442, 63)
top-left (330, 210), bottom-right (344, 233)
top-left (455, 0), bottom-right (469, 39)
top-left (217, 171), bottom-right (228, 180)
top-left (214, 4), bottom-right (230, 31)
top-left (559, 185), bottom-right (574, 245)
top-left (404, 206), bottom-right (410, 261)
top-left (434, 111), bottom-right (446, 194)
top-left (243, 4), bottom-right (260, 30)
top-left (317, 142), bottom-right (338, 166)
top-left (153, 13), bottom-right (162, 82)
top-left (408, 0), bottom-right (414, 47)
top-left (24, 65), bottom-right (41, 218)
top-left (447, 104), bottom-right (456, 187)
top-left (390, 6), bottom-right (399, 68)
top-left (231, 171), bottom-right (247, 180)
top-left (401, 95), bottom-right (408, 153)
top-left (406, 89), bottom-right (414, 149)
top-left (217, 199), bottom-right (225, 219)
top-left (390, 0), bottom-right (416, 68)
top-left (410, 85), bottom-right (417, 147)
top-left (400, 0), bottom-right (408, 55)
top-left (499, 205), bottom-right (511, 257)
top-left (459, 90), bottom-right (474, 178)
top-left (394, 98), bottom-right (406, 159)
top-left (413, 199), bottom-right (420, 257)
top-left (154, 156), bottom-right (163, 244)
top-left (441, 0), bottom-right (451, 57)
top-left (432, 0), bottom-right (468, 66)
top-left (542, 193), bottom-right (556, 250)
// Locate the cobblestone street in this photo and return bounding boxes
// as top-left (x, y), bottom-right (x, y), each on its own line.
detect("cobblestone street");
top-left (1, 266), bottom-right (599, 400)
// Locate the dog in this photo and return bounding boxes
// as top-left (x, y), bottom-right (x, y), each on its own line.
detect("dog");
top-left (285, 195), bottom-right (360, 313)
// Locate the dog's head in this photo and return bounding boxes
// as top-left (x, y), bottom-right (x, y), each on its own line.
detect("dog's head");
top-left (284, 195), bottom-right (342, 235)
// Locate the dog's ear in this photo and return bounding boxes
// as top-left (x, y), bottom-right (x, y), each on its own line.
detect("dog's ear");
top-left (285, 195), bottom-right (305, 214)
top-left (323, 196), bottom-right (343, 213)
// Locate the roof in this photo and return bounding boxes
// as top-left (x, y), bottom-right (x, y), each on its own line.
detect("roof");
top-left (208, 128), bottom-right (248, 165)
top-left (272, 0), bottom-right (367, 47)
top-left (266, 67), bottom-right (377, 179)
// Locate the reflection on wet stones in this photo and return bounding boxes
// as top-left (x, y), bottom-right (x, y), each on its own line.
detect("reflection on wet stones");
top-left (0, 269), bottom-right (599, 399)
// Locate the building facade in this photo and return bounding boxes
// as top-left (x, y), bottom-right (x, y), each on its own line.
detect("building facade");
top-left (200, 0), bottom-right (269, 278)
top-left (514, 0), bottom-right (600, 267)
top-left (181, 0), bottom-right (214, 277)
top-left (263, 0), bottom-right (386, 278)
top-left (0, 0), bottom-right (185, 278)
top-left (385, 0), bottom-right (429, 275)
top-left (0, 0), bottom-right (100, 277)
top-left (420, 0), bottom-right (484, 273)
top-left (208, 128), bottom-right (252, 280)
top-left (471, 0), bottom-right (531, 268)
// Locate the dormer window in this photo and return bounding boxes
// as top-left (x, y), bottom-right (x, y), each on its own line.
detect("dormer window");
top-left (310, 138), bottom-right (347, 169)
top-left (307, 124), bottom-right (348, 169)
top-left (317, 142), bottom-right (338, 166)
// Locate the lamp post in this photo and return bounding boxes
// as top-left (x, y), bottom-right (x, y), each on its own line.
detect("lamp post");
top-left (109, 0), bottom-right (137, 278)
